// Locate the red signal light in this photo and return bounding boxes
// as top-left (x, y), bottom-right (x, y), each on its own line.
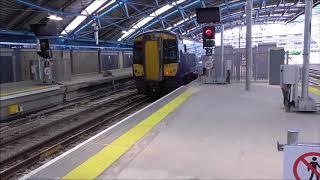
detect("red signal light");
top-left (203, 26), bottom-right (215, 48)
top-left (205, 29), bottom-right (213, 37)
top-left (203, 26), bottom-right (214, 39)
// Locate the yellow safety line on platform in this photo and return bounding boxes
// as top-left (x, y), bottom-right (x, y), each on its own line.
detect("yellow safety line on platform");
top-left (0, 86), bottom-right (53, 97)
top-left (309, 87), bottom-right (320, 97)
top-left (63, 89), bottom-right (193, 180)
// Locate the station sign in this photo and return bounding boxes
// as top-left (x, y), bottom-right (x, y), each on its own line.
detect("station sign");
top-left (283, 145), bottom-right (320, 180)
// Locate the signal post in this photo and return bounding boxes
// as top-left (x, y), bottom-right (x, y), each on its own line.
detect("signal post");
top-left (196, 7), bottom-right (226, 84)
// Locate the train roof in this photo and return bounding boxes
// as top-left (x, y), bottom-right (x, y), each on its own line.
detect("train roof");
top-left (134, 30), bottom-right (177, 39)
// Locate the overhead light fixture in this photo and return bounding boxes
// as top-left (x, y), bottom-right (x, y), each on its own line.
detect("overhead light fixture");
top-left (48, 15), bottom-right (63, 21)
top-left (61, 0), bottom-right (115, 35)
top-left (118, 0), bottom-right (187, 41)
top-left (166, 14), bottom-right (196, 31)
top-left (122, 30), bottom-right (128, 34)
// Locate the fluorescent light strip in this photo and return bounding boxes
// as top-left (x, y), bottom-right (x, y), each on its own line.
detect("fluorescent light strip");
top-left (61, 0), bottom-right (115, 35)
top-left (118, 0), bottom-right (186, 41)
top-left (98, 0), bottom-right (116, 12)
top-left (48, 15), bottom-right (63, 21)
top-left (166, 14), bottom-right (196, 31)
top-left (187, 26), bottom-right (197, 33)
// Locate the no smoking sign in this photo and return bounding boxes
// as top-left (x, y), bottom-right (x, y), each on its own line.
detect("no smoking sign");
top-left (284, 145), bottom-right (320, 180)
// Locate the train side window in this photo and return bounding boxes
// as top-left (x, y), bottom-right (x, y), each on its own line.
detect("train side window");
top-left (163, 39), bottom-right (178, 63)
top-left (133, 41), bottom-right (143, 64)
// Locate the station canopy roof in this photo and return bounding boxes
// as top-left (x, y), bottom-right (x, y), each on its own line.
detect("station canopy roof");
top-left (0, 0), bottom-right (319, 44)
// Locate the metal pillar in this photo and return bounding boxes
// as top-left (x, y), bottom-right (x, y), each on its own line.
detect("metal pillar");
top-left (245, 0), bottom-right (252, 91)
top-left (220, 25), bottom-right (224, 82)
top-left (239, 25), bottom-right (241, 49)
top-left (36, 39), bottom-right (42, 80)
top-left (301, 0), bottom-right (312, 99)
top-left (295, 0), bottom-right (316, 112)
top-left (93, 23), bottom-right (99, 45)
top-left (98, 49), bottom-right (101, 73)
top-left (118, 51), bottom-right (124, 69)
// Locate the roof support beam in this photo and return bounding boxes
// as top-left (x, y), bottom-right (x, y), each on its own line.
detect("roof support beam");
top-left (126, 2), bottom-right (157, 8)
top-left (161, 18), bottom-right (166, 29)
top-left (15, 0), bottom-right (88, 17)
top-left (8, 0), bottom-right (46, 29)
top-left (124, 2), bottom-right (130, 17)
top-left (73, 0), bottom-right (128, 35)
top-left (99, 6), bottom-right (157, 33)
top-left (201, 0), bottom-right (206, 8)
top-left (126, 0), bottom-right (202, 40)
top-left (285, 0), bottom-right (320, 24)
top-left (117, 0), bottom-right (130, 17)
top-left (176, 6), bottom-right (190, 34)
top-left (0, 29), bottom-right (132, 48)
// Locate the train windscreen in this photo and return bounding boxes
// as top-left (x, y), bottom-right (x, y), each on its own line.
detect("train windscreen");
top-left (133, 41), bottom-right (143, 64)
top-left (163, 39), bottom-right (178, 63)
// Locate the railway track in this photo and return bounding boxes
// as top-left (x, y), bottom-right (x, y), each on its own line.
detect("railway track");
top-left (0, 90), bottom-right (151, 179)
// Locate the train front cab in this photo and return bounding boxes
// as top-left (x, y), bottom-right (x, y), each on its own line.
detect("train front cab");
top-left (132, 32), bottom-right (181, 95)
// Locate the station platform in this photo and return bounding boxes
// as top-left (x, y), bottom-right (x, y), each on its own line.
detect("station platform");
top-left (63, 68), bottom-right (132, 88)
top-left (20, 82), bottom-right (320, 180)
top-left (0, 68), bottom-right (132, 121)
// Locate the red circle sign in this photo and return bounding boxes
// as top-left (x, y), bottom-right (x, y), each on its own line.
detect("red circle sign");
top-left (293, 152), bottom-right (320, 180)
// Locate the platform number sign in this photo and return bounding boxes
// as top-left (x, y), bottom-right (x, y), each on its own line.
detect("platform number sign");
top-left (283, 145), bottom-right (320, 180)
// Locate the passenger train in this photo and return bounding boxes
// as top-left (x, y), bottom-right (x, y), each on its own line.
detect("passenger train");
top-left (132, 30), bottom-right (198, 95)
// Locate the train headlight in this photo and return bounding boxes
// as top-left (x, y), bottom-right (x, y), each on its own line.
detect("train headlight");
top-left (164, 63), bottom-right (178, 76)
top-left (133, 64), bottom-right (144, 77)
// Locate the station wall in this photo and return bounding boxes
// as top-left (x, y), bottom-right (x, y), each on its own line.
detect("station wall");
top-left (72, 50), bottom-right (99, 74)
top-left (0, 48), bottom-right (133, 84)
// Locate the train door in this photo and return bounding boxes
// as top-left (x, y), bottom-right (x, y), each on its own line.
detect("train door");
top-left (144, 38), bottom-right (163, 81)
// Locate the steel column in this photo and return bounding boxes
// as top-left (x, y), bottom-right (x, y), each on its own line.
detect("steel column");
top-left (301, 0), bottom-right (312, 99)
top-left (221, 25), bottom-right (224, 81)
top-left (238, 25), bottom-right (241, 48)
top-left (245, 0), bottom-right (252, 91)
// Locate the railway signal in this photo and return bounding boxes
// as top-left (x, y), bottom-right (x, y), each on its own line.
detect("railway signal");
top-left (203, 26), bottom-right (215, 48)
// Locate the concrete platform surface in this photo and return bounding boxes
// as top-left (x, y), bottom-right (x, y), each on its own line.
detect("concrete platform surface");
top-left (100, 83), bottom-right (319, 179)
top-left (21, 82), bottom-right (319, 180)
top-left (0, 81), bottom-right (60, 97)
top-left (20, 86), bottom-right (188, 180)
